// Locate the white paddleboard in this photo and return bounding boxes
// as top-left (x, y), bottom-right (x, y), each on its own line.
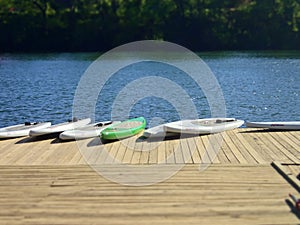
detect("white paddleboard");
top-left (246, 121), bottom-right (300, 130)
top-left (59, 121), bottom-right (120, 140)
top-left (0, 122), bottom-right (51, 138)
top-left (164, 118), bottom-right (244, 134)
top-left (143, 124), bottom-right (179, 138)
top-left (29, 118), bottom-right (91, 137)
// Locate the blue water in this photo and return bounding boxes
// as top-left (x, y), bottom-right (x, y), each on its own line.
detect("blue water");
top-left (0, 51), bottom-right (299, 128)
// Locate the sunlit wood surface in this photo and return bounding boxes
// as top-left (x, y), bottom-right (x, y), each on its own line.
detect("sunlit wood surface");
top-left (0, 128), bottom-right (299, 224)
top-left (0, 128), bottom-right (298, 165)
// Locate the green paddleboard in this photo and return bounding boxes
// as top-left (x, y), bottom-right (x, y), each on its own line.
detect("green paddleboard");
top-left (101, 117), bottom-right (146, 140)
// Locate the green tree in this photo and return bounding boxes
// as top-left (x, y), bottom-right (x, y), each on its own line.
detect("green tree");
top-left (0, 0), bottom-right (299, 52)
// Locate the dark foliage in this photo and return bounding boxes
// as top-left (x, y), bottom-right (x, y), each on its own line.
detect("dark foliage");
top-left (0, 0), bottom-right (299, 52)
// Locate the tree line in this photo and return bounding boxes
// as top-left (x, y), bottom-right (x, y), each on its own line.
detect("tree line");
top-left (0, 0), bottom-right (299, 52)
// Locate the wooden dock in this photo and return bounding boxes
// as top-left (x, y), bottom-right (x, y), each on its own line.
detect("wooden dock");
top-left (0, 128), bottom-right (299, 224)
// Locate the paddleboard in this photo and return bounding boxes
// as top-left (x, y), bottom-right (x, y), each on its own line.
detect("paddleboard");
top-left (246, 121), bottom-right (300, 130)
top-left (0, 122), bottom-right (51, 138)
top-left (143, 124), bottom-right (179, 138)
top-left (29, 118), bottom-right (91, 137)
top-left (59, 121), bottom-right (120, 140)
top-left (101, 117), bottom-right (146, 140)
top-left (164, 118), bottom-right (244, 134)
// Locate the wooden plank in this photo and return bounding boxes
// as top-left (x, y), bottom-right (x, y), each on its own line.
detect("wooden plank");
top-left (85, 144), bottom-right (106, 165)
top-left (173, 138), bottom-right (184, 164)
top-left (229, 131), bottom-right (257, 164)
top-left (68, 147), bottom-right (84, 165)
top-left (187, 137), bottom-right (201, 164)
top-left (180, 137), bottom-right (193, 164)
top-left (69, 138), bottom-right (94, 165)
top-left (0, 138), bottom-right (21, 154)
top-left (131, 150), bottom-right (141, 164)
top-left (123, 135), bottom-right (139, 164)
top-left (219, 137), bottom-right (239, 164)
top-left (272, 161), bottom-right (300, 193)
top-left (0, 129), bottom-right (299, 166)
top-left (7, 141), bottom-right (45, 165)
top-left (0, 164), bottom-right (298, 225)
top-left (222, 131), bottom-right (247, 164)
top-left (256, 132), bottom-right (291, 162)
top-left (289, 131), bottom-right (300, 142)
top-left (201, 134), bottom-right (221, 164)
top-left (122, 138), bottom-right (135, 164)
top-left (217, 146), bottom-right (231, 164)
top-left (194, 135), bottom-right (211, 164)
top-left (165, 139), bottom-right (175, 164)
top-left (57, 141), bottom-right (83, 165)
top-left (138, 137), bottom-right (150, 164)
top-left (130, 142), bottom-right (142, 165)
top-left (20, 139), bottom-right (59, 165)
top-left (0, 140), bottom-right (35, 165)
top-left (92, 142), bottom-right (114, 165)
top-left (238, 131), bottom-right (267, 164)
top-left (272, 131), bottom-right (300, 161)
top-left (113, 139), bottom-right (127, 164)
top-left (130, 135), bottom-right (145, 164)
top-left (157, 140), bottom-right (166, 164)
top-left (242, 131), bottom-right (279, 162)
top-left (45, 141), bottom-right (75, 165)
top-left (287, 165), bottom-right (300, 177)
top-left (267, 132), bottom-right (300, 164)
top-left (103, 141), bottom-right (120, 164)
top-left (148, 140), bottom-right (158, 164)
top-left (231, 130), bottom-right (266, 164)
top-left (283, 132), bottom-right (300, 148)
top-left (139, 150), bottom-right (149, 164)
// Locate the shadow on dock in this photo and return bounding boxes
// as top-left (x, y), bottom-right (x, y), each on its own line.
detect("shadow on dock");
top-left (239, 129), bottom-right (297, 134)
top-left (138, 133), bottom-right (210, 143)
top-left (87, 137), bottom-right (104, 147)
top-left (15, 133), bottom-right (60, 144)
top-left (285, 199), bottom-right (300, 220)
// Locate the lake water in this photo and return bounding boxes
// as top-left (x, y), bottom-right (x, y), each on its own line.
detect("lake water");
top-left (0, 51), bottom-right (299, 128)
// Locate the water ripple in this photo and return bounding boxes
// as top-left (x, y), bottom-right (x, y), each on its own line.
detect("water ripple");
top-left (0, 52), bottom-right (299, 127)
